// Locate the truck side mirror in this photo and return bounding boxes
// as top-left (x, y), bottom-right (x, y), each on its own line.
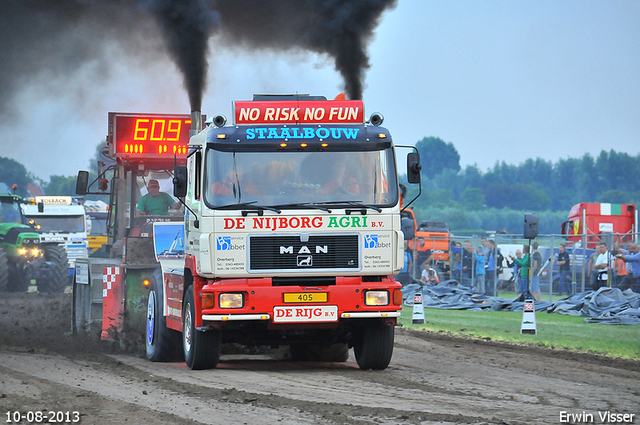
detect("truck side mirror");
top-left (407, 152), bottom-right (421, 184)
top-left (524, 214), bottom-right (539, 239)
top-left (173, 166), bottom-right (188, 198)
top-left (402, 216), bottom-right (415, 240)
top-left (76, 171), bottom-right (89, 195)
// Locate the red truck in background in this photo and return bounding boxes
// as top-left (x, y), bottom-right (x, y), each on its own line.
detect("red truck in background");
top-left (560, 203), bottom-right (638, 247)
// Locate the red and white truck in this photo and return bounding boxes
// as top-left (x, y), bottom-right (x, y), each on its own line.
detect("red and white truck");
top-left (560, 203), bottom-right (637, 247)
top-left (75, 95), bottom-right (421, 371)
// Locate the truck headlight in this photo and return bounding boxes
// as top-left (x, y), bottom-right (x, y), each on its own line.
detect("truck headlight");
top-left (219, 293), bottom-right (244, 309)
top-left (364, 290), bottom-right (389, 306)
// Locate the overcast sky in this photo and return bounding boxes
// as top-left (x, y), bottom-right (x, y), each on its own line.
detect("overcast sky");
top-left (2, 0), bottom-right (639, 181)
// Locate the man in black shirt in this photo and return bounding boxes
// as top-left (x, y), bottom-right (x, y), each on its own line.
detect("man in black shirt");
top-left (556, 243), bottom-right (571, 295)
top-left (461, 240), bottom-right (473, 287)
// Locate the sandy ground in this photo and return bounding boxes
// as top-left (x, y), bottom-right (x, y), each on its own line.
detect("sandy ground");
top-left (1, 291), bottom-right (639, 425)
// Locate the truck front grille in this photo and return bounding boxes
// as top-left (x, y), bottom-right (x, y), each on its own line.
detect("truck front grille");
top-left (249, 234), bottom-right (359, 272)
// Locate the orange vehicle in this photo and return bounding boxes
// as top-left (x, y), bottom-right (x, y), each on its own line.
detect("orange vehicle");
top-left (401, 208), bottom-right (450, 279)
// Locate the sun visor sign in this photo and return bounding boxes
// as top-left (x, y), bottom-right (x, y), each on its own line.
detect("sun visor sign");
top-left (233, 100), bottom-right (364, 125)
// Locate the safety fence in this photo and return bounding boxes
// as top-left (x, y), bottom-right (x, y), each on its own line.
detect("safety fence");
top-left (404, 231), bottom-right (639, 302)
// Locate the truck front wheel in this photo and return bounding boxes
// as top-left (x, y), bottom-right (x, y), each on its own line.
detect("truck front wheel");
top-left (183, 285), bottom-right (221, 370)
top-left (354, 324), bottom-right (395, 370)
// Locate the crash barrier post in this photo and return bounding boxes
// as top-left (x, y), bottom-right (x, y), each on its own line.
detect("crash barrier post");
top-left (411, 292), bottom-right (425, 324)
top-left (520, 298), bottom-right (537, 334)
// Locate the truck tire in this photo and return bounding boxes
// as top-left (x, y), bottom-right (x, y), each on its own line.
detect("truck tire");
top-left (146, 269), bottom-right (182, 362)
top-left (37, 245), bottom-right (68, 293)
top-left (183, 285), bottom-right (221, 370)
top-left (354, 324), bottom-right (395, 370)
top-left (0, 247), bottom-right (8, 292)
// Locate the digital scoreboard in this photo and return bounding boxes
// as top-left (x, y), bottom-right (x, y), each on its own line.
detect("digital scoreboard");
top-left (108, 113), bottom-right (202, 158)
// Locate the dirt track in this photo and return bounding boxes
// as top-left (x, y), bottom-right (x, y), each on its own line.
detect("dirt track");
top-left (1, 292), bottom-right (639, 425)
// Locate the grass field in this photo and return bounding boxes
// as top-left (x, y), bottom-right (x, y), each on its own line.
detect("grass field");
top-left (399, 304), bottom-right (640, 360)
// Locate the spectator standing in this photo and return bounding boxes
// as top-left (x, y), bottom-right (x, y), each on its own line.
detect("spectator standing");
top-left (473, 246), bottom-right (486, 293)
top-left (587, 249), bottom-right (599, 290)
top-left (415, 237), bottom-right (433, 276)
top-left (461, 240), bottom-right (473, 287)
top-left (616, 242), bottom-right (640, 292)
top-left (485, 240), bottom-right (497, 295)
top-left (556, 244), bottom-right (571, 295)
top-left (450, 242), bottom-right (462, 282)
top-left (480, 237), bottom-right (489, 252)
top-left (506, 249), bottom-right (522, 292)
top-left (530, 242), bottom-right (542, 301)
top-left (594, 242), bottom-right (614, 290)
top-left (510, 246), bottom-right (530, 296)
top-left (614, 255), bottom-right (628, 288)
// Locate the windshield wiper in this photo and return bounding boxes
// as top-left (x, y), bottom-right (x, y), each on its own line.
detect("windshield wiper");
top-left (315, 201), bottom-right (382, 213)
top-left (273, 202), bottom-right (332, 213)
top-left (214, 201), bottom-right (282, 214)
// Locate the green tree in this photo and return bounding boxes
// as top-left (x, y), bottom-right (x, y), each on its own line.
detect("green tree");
top-left (596, 189), bottom-right (633, 204)
top-left (0, 157), bottom-right (32, 196)
top-left (460, 187), bottom-right (485, 210)
top-left (45, 175), bottom-right (77, 196)
top-left (415, 136), bottom-right (460, 179)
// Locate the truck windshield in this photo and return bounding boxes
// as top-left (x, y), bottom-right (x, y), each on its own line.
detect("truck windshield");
top-left (25, 215), bottom-right (85, 233)
top-left (204, 148), bottom-right (398, 208)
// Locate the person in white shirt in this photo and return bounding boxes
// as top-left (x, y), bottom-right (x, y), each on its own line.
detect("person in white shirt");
top-left (420, 266), bottom-right (439, 284)
top-left (594, 242), bottom-right (614, 290)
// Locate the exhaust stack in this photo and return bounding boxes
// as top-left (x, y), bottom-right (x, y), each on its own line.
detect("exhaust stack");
top-left (190, 111), bottom-right (202, 137)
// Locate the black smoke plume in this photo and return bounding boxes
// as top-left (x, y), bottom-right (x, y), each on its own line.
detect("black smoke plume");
top-left (149, 0), bottom-right (219, 110)
top-left (214, 0), bottom-right (398, 100)
top-left (0, 0), bottom-right (396, 120)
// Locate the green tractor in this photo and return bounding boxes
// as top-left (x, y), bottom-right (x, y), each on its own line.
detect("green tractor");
top-left (0, 194), bottom-right (68, 292)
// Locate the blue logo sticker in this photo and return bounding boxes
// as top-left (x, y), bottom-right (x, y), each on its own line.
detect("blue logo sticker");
top-left (216, 236), bottom-right (231, 250)
top-left (364, 235), bottom-right (378, 249)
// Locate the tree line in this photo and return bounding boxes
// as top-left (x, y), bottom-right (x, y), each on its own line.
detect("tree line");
top-left (405, 137), bottom-right (640, 234)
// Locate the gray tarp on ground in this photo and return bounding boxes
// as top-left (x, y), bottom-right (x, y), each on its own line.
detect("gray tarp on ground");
top-left (402, 280), bottom-right (640, 325)
top-left (547, 287), bottom-right (640, 325)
